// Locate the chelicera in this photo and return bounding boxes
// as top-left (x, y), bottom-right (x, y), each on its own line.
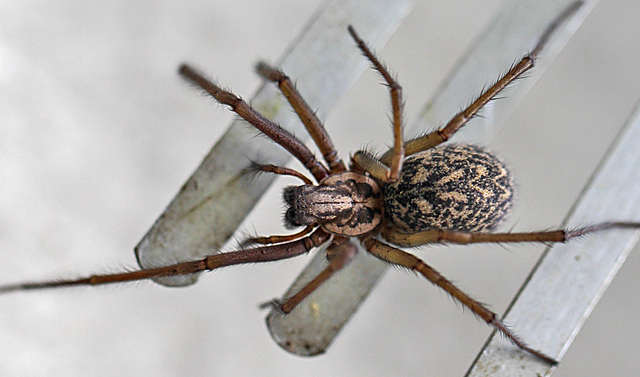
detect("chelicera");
top-left (2, 1), bottom-right (638, 365)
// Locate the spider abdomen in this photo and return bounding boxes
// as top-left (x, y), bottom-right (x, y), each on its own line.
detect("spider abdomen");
top-left (382, 144), bottom-right (514, 233)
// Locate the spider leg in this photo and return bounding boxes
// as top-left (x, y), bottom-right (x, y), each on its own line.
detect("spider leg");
top-left (246, 225), bottom-right (315, 246)
top-left (256, 62), bottom-right (346, 174)
top-left (378, 1), bottom-right (583, 164)
top-left (250, 163), bottom-right (313, 185)
top-left (381, 222), bottom-right (640, 247)
top-left (361, 236), bottom-right (557, 365)
top-left (273, 237), bottom-right (358, 313)
top-left (179, 64), bottom-right (329, 182)
top-left (0, 229), bottom-right (330, 293)
top-left (349, 151), bottom-right (389, 181)
top-left (348, 26), bottom-right (404, 182)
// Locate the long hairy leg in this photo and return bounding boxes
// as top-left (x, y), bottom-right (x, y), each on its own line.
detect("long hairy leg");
top-left (381, 222), bottom-right (640, 247)
top-left (256, 62), bottom-right (346, 174)
top-left (348, 25), bottom-right (404, 182)
top-left (263, 237), bottom-right (358, 313)
top-left (362, 236), bottom-right (558, 364)
top-left (0, 229), bottom-right (330, 293)
top-left (378, 1), bottom-right (583, 164)
top-left (179, 64), bottom-right (330, 182)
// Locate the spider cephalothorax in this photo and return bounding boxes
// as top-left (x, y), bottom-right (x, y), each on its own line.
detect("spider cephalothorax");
top-left (283, 172), bottom-right (383, 236)
top-left (3, 1), bottom-right (638, 367)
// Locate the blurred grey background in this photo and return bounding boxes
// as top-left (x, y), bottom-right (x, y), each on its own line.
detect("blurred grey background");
top-left (1, 1), bottom-right (639, 376)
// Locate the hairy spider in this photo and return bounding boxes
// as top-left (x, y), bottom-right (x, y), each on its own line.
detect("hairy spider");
top-left (1, 1), bottom-right (638, 365)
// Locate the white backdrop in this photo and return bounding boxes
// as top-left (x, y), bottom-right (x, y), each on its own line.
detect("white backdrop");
top-left (1, 1), bottom-right (639, 376)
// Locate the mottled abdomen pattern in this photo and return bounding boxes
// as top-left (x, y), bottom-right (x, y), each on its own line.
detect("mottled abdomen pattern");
top-left (382, 144), bottom-right (514, 233)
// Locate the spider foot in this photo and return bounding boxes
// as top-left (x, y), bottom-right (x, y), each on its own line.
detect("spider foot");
top-left (259, 298), bottom-right (286, 314)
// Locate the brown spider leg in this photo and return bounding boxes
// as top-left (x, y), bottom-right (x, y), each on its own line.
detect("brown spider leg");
top-left (265, 237), bottom-right (358, 313)
top-left (0, 229), bottom-right (330, 294)
top-left (348, 26), bottom-right (404, 182)
top-left (249, 226), bottom-right (315, 246)
top-left (256, 62), bottom-right (346, 174)
top-left (251, 163), bottom-right (313, 185)
top-left (378, 1), bottom-right (583, 164)
top-left (381, 222), bottom-right (640, 247)
top-left (350, 151), bottom-right (388, 181)
top-left (179, 64), bottom-right (329, 182)
top-left (361, 236), bottom-right (557, 365)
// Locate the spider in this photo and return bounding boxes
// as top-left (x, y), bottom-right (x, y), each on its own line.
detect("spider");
top-left (1, 1), bottom-right (638, 365)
